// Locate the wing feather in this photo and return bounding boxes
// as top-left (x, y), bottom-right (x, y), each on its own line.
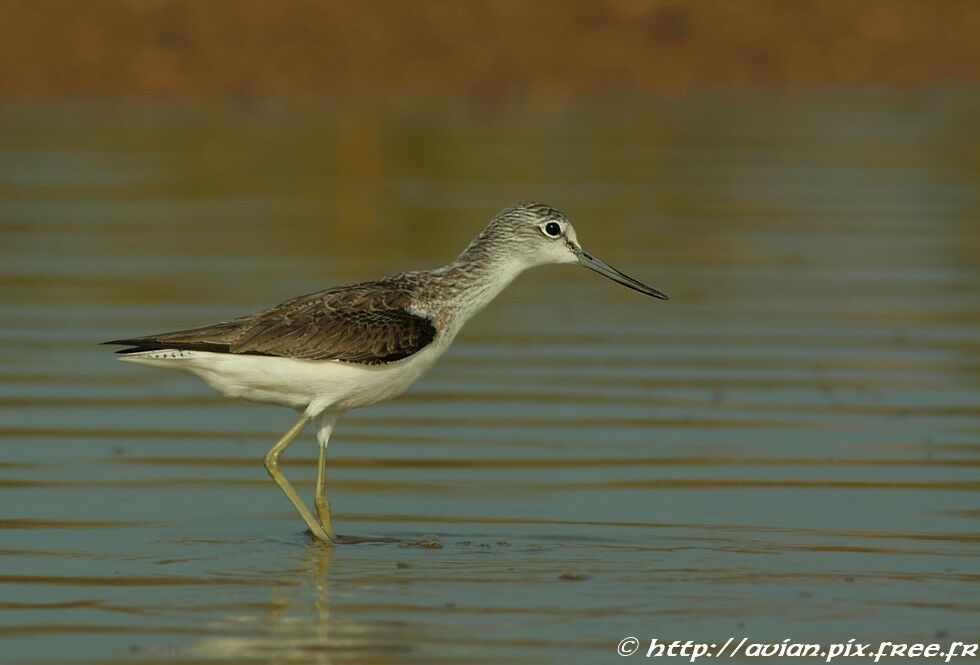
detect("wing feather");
top-left (105, 283), bottom-right (437, 364)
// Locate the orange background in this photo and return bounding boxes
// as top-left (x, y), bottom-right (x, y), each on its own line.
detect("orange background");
top-left (2, 0), bottom-right (978, 103)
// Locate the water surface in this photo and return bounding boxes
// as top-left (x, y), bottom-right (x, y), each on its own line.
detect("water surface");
top-left (0, 96), bottom-right (978, 663)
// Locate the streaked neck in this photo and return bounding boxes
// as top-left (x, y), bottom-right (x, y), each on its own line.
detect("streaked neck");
top-left (428, 240), bottom-right (529, 326)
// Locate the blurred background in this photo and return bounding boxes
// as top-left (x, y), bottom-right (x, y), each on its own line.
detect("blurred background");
top-left (3, 0), bottom-right (980, 101)
top-left (0, 2), bottom-right (978, 664)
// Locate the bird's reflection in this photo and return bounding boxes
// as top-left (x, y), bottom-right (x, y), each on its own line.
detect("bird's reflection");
top-left (168, 540), bottom-right (417, 663)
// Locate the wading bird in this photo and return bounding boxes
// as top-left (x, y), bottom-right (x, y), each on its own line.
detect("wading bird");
top-left (106, 203), bottom-right (667, 544)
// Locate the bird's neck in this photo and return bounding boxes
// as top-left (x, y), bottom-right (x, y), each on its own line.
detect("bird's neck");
top-left (426, 241), bottom-right (529, 328)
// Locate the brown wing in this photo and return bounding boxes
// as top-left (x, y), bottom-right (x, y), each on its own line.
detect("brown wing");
top-left (105, 283), bottom-right (437, 364)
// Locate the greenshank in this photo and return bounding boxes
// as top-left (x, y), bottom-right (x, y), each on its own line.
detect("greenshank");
top-left (105, 202), bottom-right (667, 544)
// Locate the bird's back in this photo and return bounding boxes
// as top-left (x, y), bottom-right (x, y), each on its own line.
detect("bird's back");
top-left (105, 277), bottom-right (439, 365)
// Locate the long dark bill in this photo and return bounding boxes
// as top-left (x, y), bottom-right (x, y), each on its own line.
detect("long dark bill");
top-left (577, 249), bottom-right (669, 300)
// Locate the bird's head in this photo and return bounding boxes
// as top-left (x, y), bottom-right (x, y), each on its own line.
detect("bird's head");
top-left (477, 202), bottom-right (668, 300)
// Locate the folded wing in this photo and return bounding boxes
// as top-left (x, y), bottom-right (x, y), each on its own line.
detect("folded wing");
top-left (105, 284), bottom-right (437, 365)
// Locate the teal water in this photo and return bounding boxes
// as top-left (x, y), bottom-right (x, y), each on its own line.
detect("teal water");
top-left (0, 96), bottom-right (978, 663)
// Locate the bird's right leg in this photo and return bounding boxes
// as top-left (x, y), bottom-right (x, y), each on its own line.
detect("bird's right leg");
top-left (314, 413), bottom-right (339, 542)
top-left (264, 414), bottom-right (335, 544)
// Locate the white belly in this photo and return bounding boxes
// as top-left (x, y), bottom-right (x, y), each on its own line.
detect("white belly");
top-left (119, 340), bottom-right (449, 415)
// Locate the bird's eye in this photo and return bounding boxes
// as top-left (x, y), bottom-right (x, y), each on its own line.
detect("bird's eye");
top-left (543, 221), bottom-right (562, 237)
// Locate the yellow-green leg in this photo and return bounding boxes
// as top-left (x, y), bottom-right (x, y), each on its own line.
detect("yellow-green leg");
top-left (314, 414), bottom-right (339, 541)
top-left (263, 414), bottom-right (335, 544)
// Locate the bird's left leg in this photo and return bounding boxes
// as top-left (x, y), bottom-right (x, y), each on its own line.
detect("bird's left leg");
top-left (264, 414), bottom-right (334, 544)
top-left (314, 413), bottom-right (339, 541)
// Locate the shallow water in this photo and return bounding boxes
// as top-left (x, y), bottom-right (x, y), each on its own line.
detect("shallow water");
top-left (0, 96), bottom-right (978, 663)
